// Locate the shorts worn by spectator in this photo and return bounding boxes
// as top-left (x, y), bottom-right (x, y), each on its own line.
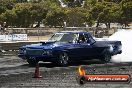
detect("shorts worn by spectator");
top-left (1, 22), bottom-right (8, 34)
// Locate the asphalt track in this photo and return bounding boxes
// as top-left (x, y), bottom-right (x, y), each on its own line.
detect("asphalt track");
top-left (0, 54), bottom-right (132, 88)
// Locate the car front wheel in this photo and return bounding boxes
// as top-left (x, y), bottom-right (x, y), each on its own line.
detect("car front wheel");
top-left (58, 52), bottom-right (69, 66)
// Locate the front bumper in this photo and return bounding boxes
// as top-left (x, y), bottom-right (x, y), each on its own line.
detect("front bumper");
top-left (18, 48), bottom-right (56, 61)
top-left (18, 54), bottom-right (56, 62)
top-left (18, 54), bottom-right (27, 60)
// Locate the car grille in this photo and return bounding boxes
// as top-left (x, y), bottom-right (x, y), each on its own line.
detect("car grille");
top-left (26, 49), bottom-right (43, 56)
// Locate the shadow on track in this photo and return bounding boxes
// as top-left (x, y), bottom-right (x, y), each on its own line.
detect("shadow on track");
top-left (38, 60), bottom-right (104, 68)
top-left (28, 60), bottom-right (132, 69)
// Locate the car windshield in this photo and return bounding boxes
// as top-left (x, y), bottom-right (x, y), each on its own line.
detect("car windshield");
top-left (48, 33), bottom-right (78, 43)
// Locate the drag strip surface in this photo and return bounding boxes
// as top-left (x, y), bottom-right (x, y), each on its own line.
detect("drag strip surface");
top-left (0, 56), bottom-right (132, 88)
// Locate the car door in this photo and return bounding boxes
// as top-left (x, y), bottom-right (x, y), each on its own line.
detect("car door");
top-left (73, 33), bottom-right (93, 58)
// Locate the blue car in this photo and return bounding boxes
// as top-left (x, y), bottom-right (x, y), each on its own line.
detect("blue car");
top-left (18, 31), bottom-right (122, 66)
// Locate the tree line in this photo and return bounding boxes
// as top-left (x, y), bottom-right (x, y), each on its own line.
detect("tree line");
top-left (0, 0), bottom-right (131, 28)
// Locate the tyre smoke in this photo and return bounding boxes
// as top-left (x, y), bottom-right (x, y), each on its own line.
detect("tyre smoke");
top-left (109, 29), bottom-right (132, 62)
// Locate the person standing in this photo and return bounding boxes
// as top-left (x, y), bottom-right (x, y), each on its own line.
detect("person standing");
top-left (0, 23), bottom-right (3, 34)
top-left (2, 22), bottom-right (8, 34)
top-left (3, 22), bottom-right (7, 31)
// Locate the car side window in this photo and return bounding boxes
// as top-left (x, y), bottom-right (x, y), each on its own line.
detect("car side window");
top-left (84, 34), bottom-right (89, 43)
top-left (78, 34), bottom-right (87, 43)
top-left (89, 35), bottom-right (96, 44)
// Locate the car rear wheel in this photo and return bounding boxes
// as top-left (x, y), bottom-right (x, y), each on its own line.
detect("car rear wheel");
top-left (102, 51), bottom-right (111, 63)
top-left (27, 57), bottom-right (38, 66)
top-left (58, 52), bottom-right (69, 66)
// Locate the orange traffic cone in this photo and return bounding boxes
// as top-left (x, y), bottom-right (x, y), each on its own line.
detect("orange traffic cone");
top-left (33, 63), bottom-right (42, 78)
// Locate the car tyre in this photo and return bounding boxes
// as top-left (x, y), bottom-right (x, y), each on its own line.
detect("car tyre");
top-left (102, 51), bottom-right (111, 63)
top-left (58, 52), bottom-right (69, 66)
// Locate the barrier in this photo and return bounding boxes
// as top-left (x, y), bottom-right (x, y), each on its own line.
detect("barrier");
top-left (12, 34), bottom-right (28, 41)
top-left (0, 35), bottom-right (6, 41)
top-left (0, 34), bottom-right (28, 41)
top-left (0, 41), bottom-right (39, 50)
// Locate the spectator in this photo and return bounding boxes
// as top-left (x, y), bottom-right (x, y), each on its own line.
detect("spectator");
top-left (0, 24), bottom-right (2, 34)
top-left (3, 22), bottom-right (7, 31)
top-left (1, 22), bottom-right (8, 34)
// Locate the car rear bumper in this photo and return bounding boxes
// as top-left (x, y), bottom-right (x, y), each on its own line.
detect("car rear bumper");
top-left (112, 50), bottom-right (122, 55)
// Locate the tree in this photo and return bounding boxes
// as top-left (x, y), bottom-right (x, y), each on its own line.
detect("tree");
top-left (64, 0), bottom-right (74, 3)
top-left (119, 0), bottom-right (132, 27)
top-left (84, 0), bottom-right (97, 9)
top-left (64, 0), bottom-right (84, 7)
top-left (65, 7), bottom-right (86, 27)
top-left (0, 0), bottom-right (16, 14)
top-left (44, 8), bottom-right (67, 27)
top-left (0, 10), bottom-right (17, 27)
top-left (30, 3), bottom-right (48, 27)
top-left (16, 0), bottom-right (28, 3)
top-left (11, 3), bottom-right (32, 27)
top-left (104, 0), bottom-right (122, 3)
top-left (90, 2), bottom-right (104, 27)
top-left (89, 2), bottom-right (123, 28)
top-left (0, 0), bottom-right (131, 28)
top-left (85, 12), bottom-right (95, 27)
top-left (40, 0), bottom-right (60, 7)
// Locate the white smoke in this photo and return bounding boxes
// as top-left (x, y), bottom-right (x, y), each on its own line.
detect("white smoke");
top-left (109, 29), bottom-right (132, 62)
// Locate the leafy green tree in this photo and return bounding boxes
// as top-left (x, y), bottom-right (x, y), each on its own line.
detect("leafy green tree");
top-left (90, 2), bottom-right (104, 27)
top-left (97, 4), bottom-right (118, 28)
top-left (85, 12), bottom-right (95, 27)
top-left (84, 0), bottom-right (97, 9)
top-left (16, 0), bottom-right (28, 3)
top-left (12, 3), bottom-right (32, 27)
top-left (44, 8), bottom-right (67, 27)
top-left (89, 2), bottom-right (122, 28)
top-left (119, 0), bottom-right (132, 27)
top-left (0, 0), bottom-right (131, 28)
top-left (64, 0), bottom-right (74, 3)
top-left (30, 3), bottom-right (48, 27)
top-left (1, 2), bottom-right (48, 27)
top-left (0, 10), bottom-right (17, 27)
top-left (65, 7), bottom-right (86, 27)
top-left (64, 0), bottom-right (84, 7)
top-left (0, 0), bottom-right (16, 14)
top-left (104, 0), bottom-right (122, 3)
